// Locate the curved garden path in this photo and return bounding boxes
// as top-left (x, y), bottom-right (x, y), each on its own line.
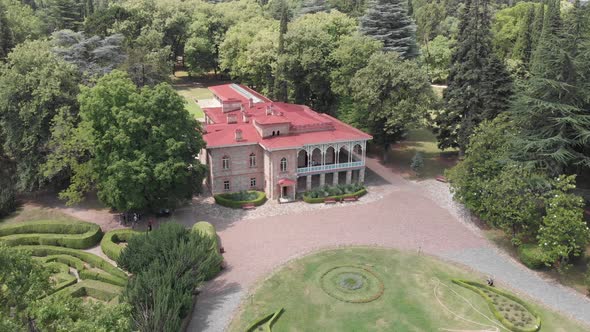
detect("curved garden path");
top-left (186, 158), bottom-right (590, 332)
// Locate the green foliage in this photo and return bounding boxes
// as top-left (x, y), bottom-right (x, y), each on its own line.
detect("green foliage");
top-left (0, 243), bottom-right (50, 316)
top-left (510, 0), bottom-right (590, 175)
top-left (18, 245), bottom-right (128, 280)
top-left (191, 221), bottom-right (222, 280)
top-left (214, 191), bottom-right (267, 209)
top-left (47, 71), bottom-right (207, 211)
top-left (492, 2), bottom-right (540, 62)
top-left (119, 223), bottom-right (222, 332)
top-left (351, 51), bottom-right (435, 147)
top-left (30, 294), bottom-right (132, 332)
top-left (434, 0), bottom-right (512, 152)
top-left (0, 149), bottom-right (16, 217)
top-left (360, 0), bottom-right (418, 58)
top-left (410, 152), bottom-right (424, 174)
top-left (518, 244), bottom-right (546, 269)
top-left (538, 175), bottom-right (590, 270)
top-left (39, 254), bottom-right (85, 271)
top-left (245, 308), bottom-right (284, 332)
top-left (79, 269), bottom-right (127, 287)
top-left (0, 40), bottom-right (80, 192)
top-left (283, 11), bottom-right (356, 114)
top-left (100, 229), bottom-right (140, 261)
top-left (0, 220), bottom-right (103, 249)
top-left (303, 184), bottom-right (366, 203)
top-left (418, 35), bottom-right (454, 84)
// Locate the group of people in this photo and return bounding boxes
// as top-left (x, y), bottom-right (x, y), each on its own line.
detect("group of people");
top-left (118, 212), bottom-right (142, 226)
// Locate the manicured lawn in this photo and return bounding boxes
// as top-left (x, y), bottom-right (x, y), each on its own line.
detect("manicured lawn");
top-left (229, 247), bottom-right (588, 332)
top-left (382, 127), bottom-right (459, 179)
top-left (173, 85), bottom-right (212, 120)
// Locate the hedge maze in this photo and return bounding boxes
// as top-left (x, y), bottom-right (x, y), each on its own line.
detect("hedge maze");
top-left (0, 220), bottom-right (129, 303)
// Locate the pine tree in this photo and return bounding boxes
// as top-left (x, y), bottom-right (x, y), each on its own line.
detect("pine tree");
top-left (513, 4), bottom-right (535, 67)
top-left (0, 2), bottom-right (13, 59)
top-left (434, 0), bottom-right (512, 152)
top-left (360, 0), bottom-right (418, 58)
top-left (299, 0), bottom-right (330, 16)
top-left (531, 1), bottom-right (544, 47)
top-left (273, 0), bottom-right (289, 102)
top-left (511, 0), bottom-right (590, 174)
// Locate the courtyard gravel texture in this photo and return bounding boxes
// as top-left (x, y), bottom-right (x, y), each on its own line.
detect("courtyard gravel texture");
top-left (184, 158), bottom-right (590, 332)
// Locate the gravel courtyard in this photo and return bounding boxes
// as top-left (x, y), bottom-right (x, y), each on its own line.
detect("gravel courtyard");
top-left (184, 158), bottom-right (590, 332)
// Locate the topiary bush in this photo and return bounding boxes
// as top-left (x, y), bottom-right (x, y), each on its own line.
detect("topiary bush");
top-left (214, 191), bottom-right (267, 208)
top-left (0, 220), bottom-right (102, 249)
top-left (518, 244), bottom-right (546, 270)
top-left (100, 229), bottom-right (140, 261)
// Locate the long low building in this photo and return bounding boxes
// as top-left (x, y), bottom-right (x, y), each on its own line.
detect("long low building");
top-left (201, 83), bottom-right (372, 201)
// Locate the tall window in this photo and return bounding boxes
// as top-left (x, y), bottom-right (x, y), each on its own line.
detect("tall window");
top-left (223, 180), bottom-right (230, 191)
top-left (250, 177), bottom-right (256, 188)
top-left (222, 156), bottom-right (230, 170)
top-left (249, 153), bottom-right (256, 168)
top-left (280, 157), bottom-right (287, 172)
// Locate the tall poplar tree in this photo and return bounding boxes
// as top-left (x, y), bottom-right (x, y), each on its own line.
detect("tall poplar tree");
top-left (510, 0), bottom-right (590, 175)
top-left (0, 1), bottom-right (13, 59)
top-left (513, 5), bottom-right (536, 68)
top-left (274, 0), bottom-right (289, 101)
top-left (434, 0), bottom-right (512, 152)
top-left (360, 0), bottom-right (418, 58)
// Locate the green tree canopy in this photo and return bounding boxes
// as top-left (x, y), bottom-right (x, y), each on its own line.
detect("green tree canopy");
top-left (350, 51), bottom-right (435, 151)
top-left (48, 71), bottom-right (206, 211)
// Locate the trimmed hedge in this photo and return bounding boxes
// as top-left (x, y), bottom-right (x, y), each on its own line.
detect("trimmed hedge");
top-left (0, 220), bottom-right (102, 249)
top-left (214, 191), bottom-right (267, 209)
top-left (50, 280), bottom-right (122, 302)
top-left (52, 273), bottom-right (77, 293)
top-left (303, 188), bottom-right (367, 204)
top-left (17, 245), bottom-right (127, 280)
top-left (100, 229), bottom-right (140, 261)
top-left (38, 254), bottom-right (85, 271)
top-left (44, 261), bottom-right (70, 274)
top-left (452, 279), bottom-right (541, 332)
top-left (246, 308), bottom-right (284, 332)
top-left (79, 269), bottom-right (127, 287)
top-left (518, 244), bottom-right (546, 270)
top-left (192, 221), bottom-right (223, 280)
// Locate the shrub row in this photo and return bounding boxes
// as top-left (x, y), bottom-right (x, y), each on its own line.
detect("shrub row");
top-left (44, 261), bottom-right (70, 274)
top-left (191, 222), bottom-right (222, 280)
top-left (79, 269), bottom-right (127, 287)
top-left (303, 188), bottom-right (367, 204)
top-left (246, 308), bottom-right (284, 332)
top-left (52, 273), bottom-right (77, 293)
top-left (50, 280), bottom-right (122, 302)
top-left (38, 254), bottom-right (85, 271)
top-left (214, 191), bottom-right (267, 209)
top-left (517, 244), bottom-right (546, 270)
top-left (0, 220), bottom-right (102, 249)
top-left (452, 279), bottom-right (541, 332)
top-left (100, 229), bottom-right (140, 261)
top-left (17, 245), bottom-right (127, 280)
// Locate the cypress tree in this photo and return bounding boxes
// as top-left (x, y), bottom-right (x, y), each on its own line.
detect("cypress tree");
top-left (0, 2), bottom-right (13, 59)
top-left (434, 0), bottom-right (512, 152)
top-left (531, 1), bottom-right (544, 47)
top-left (511, 0), bottom-right (590, 174)
top-left (274, 0), bottom-right (289, 102)
top-left (360, 0), bottom-right (418, 58)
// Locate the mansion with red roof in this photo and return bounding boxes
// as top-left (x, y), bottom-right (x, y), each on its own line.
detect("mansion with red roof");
top-left (200, 83), bottom-right (372, 201)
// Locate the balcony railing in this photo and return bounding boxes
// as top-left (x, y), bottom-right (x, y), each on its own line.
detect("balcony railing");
top-left (297, 161), bottom-right (364, 174)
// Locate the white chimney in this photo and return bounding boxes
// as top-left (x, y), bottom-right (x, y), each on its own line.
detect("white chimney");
top-left (248, 98), bottom-right (254, 108)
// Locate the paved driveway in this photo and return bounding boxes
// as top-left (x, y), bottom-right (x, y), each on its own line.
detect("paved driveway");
top-left (186, 159), bottom-right (590, 331)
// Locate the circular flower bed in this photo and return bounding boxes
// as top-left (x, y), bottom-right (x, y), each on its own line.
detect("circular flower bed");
top-left (320, 265), bottom-right (384, 303)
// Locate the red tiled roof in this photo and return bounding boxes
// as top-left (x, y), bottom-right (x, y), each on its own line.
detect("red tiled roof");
top-left (202, 84), bottom-right (372, 149)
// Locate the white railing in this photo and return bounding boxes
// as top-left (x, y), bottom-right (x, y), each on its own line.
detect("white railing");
top-left (297, 161), bottom-right (364, 174)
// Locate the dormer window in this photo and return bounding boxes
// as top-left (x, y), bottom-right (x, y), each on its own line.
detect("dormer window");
top-left (235, 129), bottom-right (243, 141)
top-left (227, 114), bottom-right (237, 124)
top-left (222, 156), bottom-right (230, 170)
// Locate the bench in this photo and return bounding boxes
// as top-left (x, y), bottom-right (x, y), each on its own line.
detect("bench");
top-left (242, 203), bottom-right (256, 210)
top-left (435, 175), bottom-right (448, 183)
top-left (324, 198), bottom-right (337, 204)
top-left (343, 196), bottom-right (358, 202)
